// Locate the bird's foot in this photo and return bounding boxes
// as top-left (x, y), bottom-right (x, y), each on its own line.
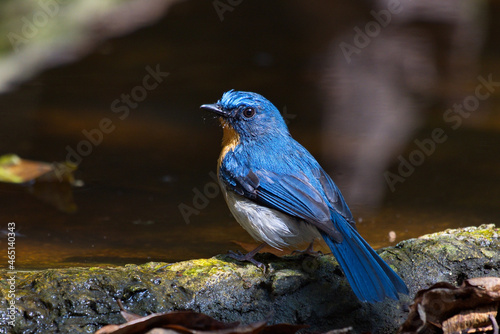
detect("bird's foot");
top-left (227, 243), bottom-right (266, 272)
top-left (292, 240), bottom-right (323, 257)
top-left (227, 250), bottom-right (266, 271)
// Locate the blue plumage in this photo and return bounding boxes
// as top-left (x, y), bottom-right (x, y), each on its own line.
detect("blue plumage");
top-left (201, 90), bottom-right (408, 302)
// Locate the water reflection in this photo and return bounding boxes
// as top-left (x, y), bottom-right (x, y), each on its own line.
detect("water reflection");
top-left (321, 0), bottom-right (487, 210)
top-left (0, 1), bottom-right (497, 270)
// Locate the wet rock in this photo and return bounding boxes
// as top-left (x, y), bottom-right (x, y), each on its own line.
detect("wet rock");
top-left (0, 224), bottom-right (499, 333)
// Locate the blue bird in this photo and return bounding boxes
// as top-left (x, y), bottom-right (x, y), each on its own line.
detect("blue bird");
top-left (201, 90), bottom-right (408, 302)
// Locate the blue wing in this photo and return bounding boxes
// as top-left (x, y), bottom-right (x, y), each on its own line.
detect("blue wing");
top-left (219, 160), bottom-right (349, 242)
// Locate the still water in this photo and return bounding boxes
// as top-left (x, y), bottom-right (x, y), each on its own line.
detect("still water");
top-left (0, 1), bottom-right (499, 269)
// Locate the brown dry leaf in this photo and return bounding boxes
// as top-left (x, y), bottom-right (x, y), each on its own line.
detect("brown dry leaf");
top-left (120, 310), bottom-right (144, 322)
top-left (95, 305), bottom-right (306, 334)
top-left (259, 324), bottom-right (309, 334)
top-left (0, 154), bottom-right (79, 184)
top-left (0, 154), bottom-right (53, 183)
top-left (465, 277), bottom-right (500, 293)
top-left (322, 327), bottom-right (354, 334)
top-left (95, 311), bottom-right (239, 334)
top-left (0, 154), bottom-right (80, 212)
top-left (399, 277), bottom-right (500, 334)
top-left (442, 306), bottom-right (497, 334)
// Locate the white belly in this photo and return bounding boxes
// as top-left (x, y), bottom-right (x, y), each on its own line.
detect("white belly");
top-left (220, 183), bottom-right (321, 250)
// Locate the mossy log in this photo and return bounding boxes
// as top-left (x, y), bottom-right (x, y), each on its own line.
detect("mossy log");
top-left (0, 224), bottom-right (498, 333)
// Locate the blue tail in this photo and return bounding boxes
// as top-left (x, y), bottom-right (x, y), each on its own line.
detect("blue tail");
top-left (321, 222), bottom-right (408, 303)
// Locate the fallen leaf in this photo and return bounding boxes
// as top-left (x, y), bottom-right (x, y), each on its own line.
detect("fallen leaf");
top-left (259, 324), bottom-right (309, 334)
top-left (442, 306), bottom-right (497, 334)
top-left (322, 327), bottom-right (354, 334)
top-left (399, 277), bottom-right (500, 334)
top-left (95, 302), bottom-right (307, 334)
top-left (0, 154), bottom-right (53, 183)
top-left (0, 154), bottom-right (81, 212)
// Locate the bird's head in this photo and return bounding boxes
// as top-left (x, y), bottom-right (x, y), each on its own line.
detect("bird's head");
top-left (201, 90), bottom-right (289, 142)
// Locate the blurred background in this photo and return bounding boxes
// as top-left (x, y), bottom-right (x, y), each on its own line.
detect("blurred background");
top-left (0, 0), bottom-right (499, 269)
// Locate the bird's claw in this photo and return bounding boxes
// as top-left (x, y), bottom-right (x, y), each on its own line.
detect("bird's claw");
top-left (291, 240), bottom-right (323, 257)
top-left (227, 250), bottom-right (245, 260)
top-left (227, 250), bottom-right (266, 269)
top-left (227, 244), bottom-right (267, 273)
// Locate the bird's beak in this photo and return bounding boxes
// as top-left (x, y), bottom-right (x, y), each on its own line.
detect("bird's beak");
top-left (200, 104), bottom-right (230, 118)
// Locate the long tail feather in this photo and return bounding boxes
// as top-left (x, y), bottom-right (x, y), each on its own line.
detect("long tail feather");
top-left (321, 222), bottom-right (408, 303)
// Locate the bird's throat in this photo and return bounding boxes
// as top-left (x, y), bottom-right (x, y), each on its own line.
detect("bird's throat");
top-left (218, 120), bottom-right (240, 170)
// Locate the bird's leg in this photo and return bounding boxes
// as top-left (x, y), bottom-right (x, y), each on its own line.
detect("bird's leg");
top-left (228, 243), bottom-right (266, 271)
top-left (292, 239), bottom-right (323, 256)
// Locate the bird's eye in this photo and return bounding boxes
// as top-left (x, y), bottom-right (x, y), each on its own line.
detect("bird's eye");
top-left (242, 107), bottom-right (256, 119)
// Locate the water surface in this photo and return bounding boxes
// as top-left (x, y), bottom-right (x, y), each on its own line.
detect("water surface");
top-left (0, 1), bottom-right (499, 269)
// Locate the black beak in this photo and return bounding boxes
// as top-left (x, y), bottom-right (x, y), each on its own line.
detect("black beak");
top-left (200, 103), bottom-right (230, 118)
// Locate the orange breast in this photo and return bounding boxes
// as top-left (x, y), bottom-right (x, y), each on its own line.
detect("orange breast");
top-left (217, 119), bottom-right (240, 172)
